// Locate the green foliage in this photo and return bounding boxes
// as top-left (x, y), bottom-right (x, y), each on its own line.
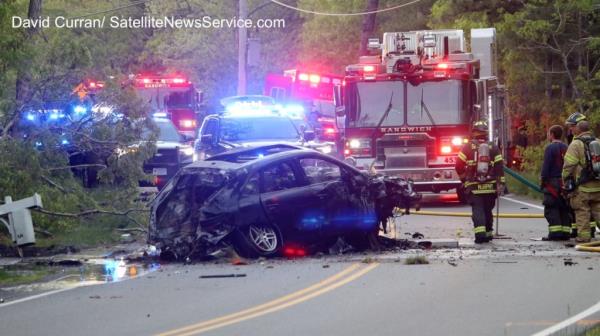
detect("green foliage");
top-left (405, 256), bottom-right (429, 265)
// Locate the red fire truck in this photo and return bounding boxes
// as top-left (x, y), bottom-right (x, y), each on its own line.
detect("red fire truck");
top-left (265, 69), bottom-right (343, 143)
top-left (132, 73), bottom-right (203, 137)
top-left (76, 73), bottom-right (203, 137)
top-left (334, 29), bottom-right (507, 202)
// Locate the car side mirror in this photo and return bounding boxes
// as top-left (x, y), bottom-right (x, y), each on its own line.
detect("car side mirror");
top-left (303, 130), bottom-right (315, 142)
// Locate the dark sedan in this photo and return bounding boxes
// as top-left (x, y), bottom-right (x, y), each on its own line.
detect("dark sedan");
top-left (148, 145), bottom-right (420, 259)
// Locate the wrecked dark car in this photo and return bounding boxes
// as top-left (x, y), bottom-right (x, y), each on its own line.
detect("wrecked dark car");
top-left (148, 144), bottom-right (421, 259)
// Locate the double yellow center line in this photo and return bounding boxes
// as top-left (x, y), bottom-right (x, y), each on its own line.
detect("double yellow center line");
top-left (157, 262), bottom-right (379, 336)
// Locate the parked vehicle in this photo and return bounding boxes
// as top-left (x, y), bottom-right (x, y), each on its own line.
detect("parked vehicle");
top-left (148, 144), bottom-right (421, 259)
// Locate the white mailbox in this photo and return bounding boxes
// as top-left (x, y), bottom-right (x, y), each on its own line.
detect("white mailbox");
top-left (0, 194), bottom-right (43, 247)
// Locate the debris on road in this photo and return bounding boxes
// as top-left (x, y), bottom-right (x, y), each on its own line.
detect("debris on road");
top-left (563, 258), bottom-right (578, 266)
top-left (412, 232), bottom-right (425, 239)
top-left (447, 259), bottom-right (458, 267)
top-left (89, 295), bottom-right (101, 299)
top-left (322, 264), bottom-right (330, 268)
top-left (199, 274), bottom-right (247, 279)
top-left (405, 256), bottom-right (429, 265)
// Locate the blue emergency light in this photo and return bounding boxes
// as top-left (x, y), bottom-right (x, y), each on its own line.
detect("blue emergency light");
top-left (73, 105), bottom-right (87, 115)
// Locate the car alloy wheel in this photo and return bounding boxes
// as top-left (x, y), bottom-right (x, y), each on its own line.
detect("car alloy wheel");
top-left (248, 224), bottom-right (279, 253)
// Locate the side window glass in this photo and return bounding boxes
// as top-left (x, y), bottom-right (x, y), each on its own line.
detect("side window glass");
top-left (261, 162), bottom-right (297, 193)
top-left (299, 158), bottom-right (341, 184)
top-left (202, 119), bottom-right (217, 136)
top-left (240, 173), bottom-right (259, 196)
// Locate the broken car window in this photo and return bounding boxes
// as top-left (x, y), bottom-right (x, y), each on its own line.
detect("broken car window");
top-left (240, 172), bottom-right (259, 196)
top-left (261, 162), bottom-right (298, 193)
top-left (299, 158), bottom-right (341, 184)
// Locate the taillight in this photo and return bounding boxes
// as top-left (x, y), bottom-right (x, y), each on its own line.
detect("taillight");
top-left (440, 136), bottom-right (466, 155)
top-left (298, 73), bottom-right (309, 81)
top-left (346, 138), bottom-right (372, 157)
top-left (179, 119), bottom-right (197, 129)
top-left (173, 78), bottom-right (185, 84)
top-left (324, 127), bottom-right (336, 134)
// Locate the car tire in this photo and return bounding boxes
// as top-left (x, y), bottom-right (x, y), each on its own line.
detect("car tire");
top-left (233, 222), bottom-right (283, 258)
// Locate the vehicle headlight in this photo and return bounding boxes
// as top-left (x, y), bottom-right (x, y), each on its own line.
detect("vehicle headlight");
top-left (349, 139), bottom-right (361, 149)
top-left (180, 147), bottom-right (194, 156)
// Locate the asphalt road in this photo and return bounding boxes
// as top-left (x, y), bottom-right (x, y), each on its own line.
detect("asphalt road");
top-left (2, 193), bottom-right (600, 336)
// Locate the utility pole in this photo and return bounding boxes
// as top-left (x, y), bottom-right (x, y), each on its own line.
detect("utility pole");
top-left (359, 0), bottom-right (379, 56)
top-left (237, 0), bottom-right (248, 95)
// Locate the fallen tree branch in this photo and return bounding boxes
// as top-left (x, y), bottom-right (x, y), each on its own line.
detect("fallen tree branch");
top-left (41, 174), bottom-right (69, 193)
top-left (34, 228), bottom-right (54, 237)
top-left (45, 164), bottom-right (108, 171)
top-left (35, 208), bottom-right (149, 218)
top-left (116, 227), bottom-right (147, 234)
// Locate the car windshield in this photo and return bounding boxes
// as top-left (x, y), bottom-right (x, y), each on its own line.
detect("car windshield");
top-left (143, 120), bottom-right (182, 142)
top-left (350, 81), bottom-right (404, 127)
top-left (406, 80), bottom-right (466, 126)
top-left (220, 117), bottom-right (300, 142)
top-left (136, 87), bottom-right (194, 110)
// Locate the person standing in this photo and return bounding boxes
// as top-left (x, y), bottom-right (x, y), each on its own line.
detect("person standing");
top-left (564, 113), bottom-right (597, 238)
top-left (541, 125), bottom-right (570, 240)
top-left (562, 121), bottom-right (600, 243)
top-left (456, 121), bottom-right (506, 244)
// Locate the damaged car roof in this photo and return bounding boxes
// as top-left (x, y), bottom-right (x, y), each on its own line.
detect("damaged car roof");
top-left (184, 144), bottom-right (330, 170)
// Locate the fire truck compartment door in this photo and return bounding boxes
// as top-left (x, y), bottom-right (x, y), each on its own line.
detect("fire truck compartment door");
top-left (383, 147), bottom-right (427, 168)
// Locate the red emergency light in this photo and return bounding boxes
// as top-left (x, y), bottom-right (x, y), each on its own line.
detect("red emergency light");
top-left (173, 78), bottom-right (186, 84)
top-left (298, 73), bottom-right (309, 81)
top-left (363, 65), bottom-right (376, 72)
top-left (437, 63), bottom-right (449, 69)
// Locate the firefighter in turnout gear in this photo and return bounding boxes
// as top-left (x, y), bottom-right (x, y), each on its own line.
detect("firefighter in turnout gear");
top-left (562, 120), bottom-right (600, 243)
top-left (541, 125), bottom-right (570, 240)
top-left (456, 120), bottom-right (506, 244)
top-left (564, 113), bottom-right (597, 238)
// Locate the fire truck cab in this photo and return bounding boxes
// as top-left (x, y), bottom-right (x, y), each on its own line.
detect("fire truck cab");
top-left (265, 69), bottom-right (344, 145)
top-left (132, 73), bottom-right (203, 138)
top-left (335, 29), bottom-right (506, 202)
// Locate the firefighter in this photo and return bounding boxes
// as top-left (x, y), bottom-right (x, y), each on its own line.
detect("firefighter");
top-left (564, 113), bottom-right (597, 238)
top-left (540, 125), bottom-right (570, 240)
top-left (456, 120), bottom-right (506, 244)
top-left (562, 120), bottom-right (600, 243)
top-left (565, 112), bottom-right (587, 145)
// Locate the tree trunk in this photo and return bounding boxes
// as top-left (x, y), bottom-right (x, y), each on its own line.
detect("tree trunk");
top-left (13, 0), bottom-right (42, 131)
top-left (359, 0), bottom-right (379, 56)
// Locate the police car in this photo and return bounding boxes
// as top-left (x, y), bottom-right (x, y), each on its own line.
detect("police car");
top-left (194, 96), bottom-right (335, 160)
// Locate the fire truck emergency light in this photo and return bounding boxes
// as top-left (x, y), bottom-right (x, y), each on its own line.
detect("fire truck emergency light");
top-left (363, 65), bottom-right (376, 72)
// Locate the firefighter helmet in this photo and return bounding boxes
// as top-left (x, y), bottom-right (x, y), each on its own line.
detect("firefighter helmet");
top-left (472, 120), bottom-right (489, 135)
top-left (565, 112), bottom-right (586, 126)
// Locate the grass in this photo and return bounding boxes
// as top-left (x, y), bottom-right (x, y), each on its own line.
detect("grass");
top-left (0, 267), bottom-right (51, 287)
top-left (505, 170), bottom-right (543, 201)
top-left (404, 256), bottom-right (429, 265)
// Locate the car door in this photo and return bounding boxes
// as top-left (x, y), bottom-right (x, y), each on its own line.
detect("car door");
top-left (258, 161), bottom-right (317, 240)
top-left (296, 156), bottom-right (346, 235)
top-left (297, 156), bottom-right (374, 236)
top-left (195, 117), bottom-right (220, 159)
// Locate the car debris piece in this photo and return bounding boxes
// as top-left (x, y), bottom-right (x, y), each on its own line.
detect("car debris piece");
top-left (148, 145), bottom-right (421, 260)
top-left (447, 260), bottom-right (458, 267)
top-left (199, 274), bottom-right (247, 279)
top-left (564, 258), bottom-right (578, 266)
top-left (412, 232), bottom-right (425, 239)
